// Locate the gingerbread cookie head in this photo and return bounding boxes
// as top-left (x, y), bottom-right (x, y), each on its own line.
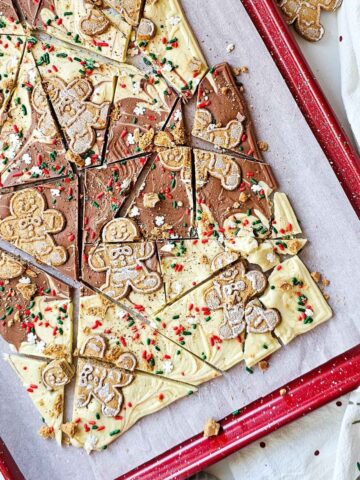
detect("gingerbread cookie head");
top-left (80, 7), bottom-right (110, 36)
top-left (0, 189), bottom-right (67, 267)
top-left (42, 359), bottom-right (75, 390)
top-left (76, 359), bottom-right (136, 417)
top-left (158, 147), bottom-right (192, 183)
top-left (102, 218), bottom-right (140, 243)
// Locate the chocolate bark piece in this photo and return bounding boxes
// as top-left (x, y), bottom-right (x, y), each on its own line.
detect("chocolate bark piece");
top-left (0, 176), bottom-right (79, 280)
top-left (137, 0), bottom-right (208, 98)
top-left (154, 97), bottom-right (186, 150)
top-left (0, 35), bottom-right (25, 124)
top-left (31, 39), bottom-right (119, 168)
top-left (82, 157), bottom-right (149, 244)
top-left (16, 0), bottom-right (42, 28)
top-left (6, 354), bottom-right (65, 445)
top-left (106, 64), bottom-right (178, 164)
top-left (34, 0), bottom-right (132, 62)
top-left (124, 147), bottom-right (195, 240)
top-left (82, 232), bottom-right (167, 316)
top-left (71, 356), bottom-right (192, 453)
top-left (152, 259), bottom-right (281, 371)
top-left (0, 0), bottom-right (25, 34)
top-left (157, 239), bottom-right (238, 303)
top-left (0, 46), bottom-right (71, 189)
top-left (260, 255), bottom-right (332, 344)
top-left (194, 149), bottom-right (277, 242)
top-left (0, 249), bottom-right (72, 361)
top-left (78, 288), bottom-right (219, 385)
top-left (192, 63), bottom-right (262, 159)
top-left (104, 0), bottom-right (144, 26)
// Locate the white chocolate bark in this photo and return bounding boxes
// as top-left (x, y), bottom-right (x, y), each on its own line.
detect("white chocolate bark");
top-left (78, 291), bottom-right (218, 385)
top-left (36, 0), bottom-right (131, 62)
top-left (71, 357), bottom-right (193, 452)
top-left (158, 239), bottom-right (238, 303)
top-left (260, 256), bottom-right (332, 345)
top-left (140, 0), bottom-right (208, 97)
top-left (271, 192), bottom-right (302, 238)
top-left (6, 354), bottom-right (64, 445)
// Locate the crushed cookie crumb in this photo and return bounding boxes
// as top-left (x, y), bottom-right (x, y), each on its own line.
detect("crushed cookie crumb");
top-left (38, 425), bottom-right (55, 440)
top-left (61, 422), bottom-right (77, 438)
top-left (322, 278), bottom-right (330, 286)
top-left (203, 418), bottom-right (221, 438)
top-left (311, 271), bottom-right (321, 283)
top-left (279, 388), bottom-right (287, 397)
top-left (258, 360), bottom-right (269, 372)
top-left (257, 141), bottom-right (269, 152)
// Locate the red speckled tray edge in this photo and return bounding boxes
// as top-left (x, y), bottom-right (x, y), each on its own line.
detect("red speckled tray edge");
top-left (1, 1), bottom-right (360, 480)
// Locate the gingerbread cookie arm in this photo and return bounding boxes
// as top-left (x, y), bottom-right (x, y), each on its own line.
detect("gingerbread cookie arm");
top-left (43, 209), bottom-right (66, 234)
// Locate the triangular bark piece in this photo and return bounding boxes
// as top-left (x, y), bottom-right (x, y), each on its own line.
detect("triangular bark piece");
top-left (192, 63), bottom-right (262, 158)
top-left (82, 157), bottom-right (149, 245)
top-left (106, 64), bottom-right (178, 164)
top-left (124, 147), bottom-right (195, 240)
top-left (34, 0), bottom-right (131, 62)
top-left (5, 354), bottom-right (65, 445)
top-left (78, 287), bottom-right (219, 385)
top-left (0, 248), bottom-right (73, 360)
top-left (0, 176), bottom-right (79, 280)
top-left (31, 38), bottom-right (119, 168)
top-left (104, 0), bottom-right (144, 26)
top-left (0, 45), bottom-right (71, 189)
top-left (71, 356), bottom-right (194, 452)
top-left (137, 0), bottom-right (208, 98)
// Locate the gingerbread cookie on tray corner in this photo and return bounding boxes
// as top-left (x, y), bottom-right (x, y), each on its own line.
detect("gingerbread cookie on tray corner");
top-left (277, 0), bottom-right (342, 42)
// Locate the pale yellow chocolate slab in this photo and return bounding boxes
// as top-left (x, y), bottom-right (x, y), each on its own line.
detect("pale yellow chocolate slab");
top-left (71, 357), bottom-right (193, 452)
top-left (140, 0), bottom-right (208, 97)
top-left (260, 256), bottom-right (332, 345)
top-left (271, 192), bottom-right (302, 238)
top-left (78, 291), bottom-right (219, 385)
top-left (6, 354), bottom-right (64, 445)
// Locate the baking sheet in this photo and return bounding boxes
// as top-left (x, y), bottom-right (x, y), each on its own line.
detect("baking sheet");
top-left (1, 0), bottom-right (360, 479)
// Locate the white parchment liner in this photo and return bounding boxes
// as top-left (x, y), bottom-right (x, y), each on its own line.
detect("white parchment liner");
top-left (1, 1), bottom-right (359, 479)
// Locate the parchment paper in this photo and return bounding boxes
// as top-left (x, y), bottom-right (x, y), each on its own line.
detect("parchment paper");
top-left (1, 1), bottom-right (360, 479)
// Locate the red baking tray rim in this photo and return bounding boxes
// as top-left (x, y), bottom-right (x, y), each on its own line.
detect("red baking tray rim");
top-left (1, 1), bottom-right (360, 479)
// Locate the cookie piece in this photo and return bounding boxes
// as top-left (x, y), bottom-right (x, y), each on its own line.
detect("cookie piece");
top-left (0, 177), bottom-right (79, 280)
top-left (153, 260), bottom-right (274, 371)
top-left (31, 39), bottom-right (119, 168)
top-left (260, 255), bottom-right (332, 344)
top-left (71, 356), bottom-right (193, 452)
top-left (0, 0), bottom-right (25, 35)
top-left (277, 0), bottom-right (342, 42)
top-left (106, 64), bottom-right (178, 163)
top-left (78, 288), bottom-right (219, 385)
top-left (5, 354), bottom-right (65, 445)
top-left (0, 35), bottom-right (25, 124)
top-left (192, 63), bottom-right (262, 158)
top-left (0, 45), bottom-right (71, 189)
top-left (82, 223), bottom-right (167, 315)
top-left (124, 147), bottom-right (194, 240)
top-left (195, 149), bottom-right (276, 243)
top-left (0, 249), bottom-right (73, 360)
top-left (154, 98), bottom-right (186, 150)
top-left (82, 157), bottom-right (149, 244)
top-left (34, 0), bottom-right (132, 62)
top-left (137, 0), bottom-right (208, 98)
top-left (157, 239), bottom-right (238, 303)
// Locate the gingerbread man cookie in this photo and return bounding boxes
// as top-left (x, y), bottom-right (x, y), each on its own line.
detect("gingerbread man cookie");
top-left (195, 150), bottom-right (241, 190)
top-left (277, 0), bottom-right (342, 42)
top-left (0, 189), bottom-right (67, 267)
top-left (33, 77), bottom-right (109, 156)
top-left (0, 251), bottom-right (24, 279)
top-left (76, 358), bottom-right (136, 417)
top-left (80, 3), bottom-right (111, 36)
top-left (204, 260), bottom-right (268, 340)
top-left (88, 218), bottom-right (162, 300)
